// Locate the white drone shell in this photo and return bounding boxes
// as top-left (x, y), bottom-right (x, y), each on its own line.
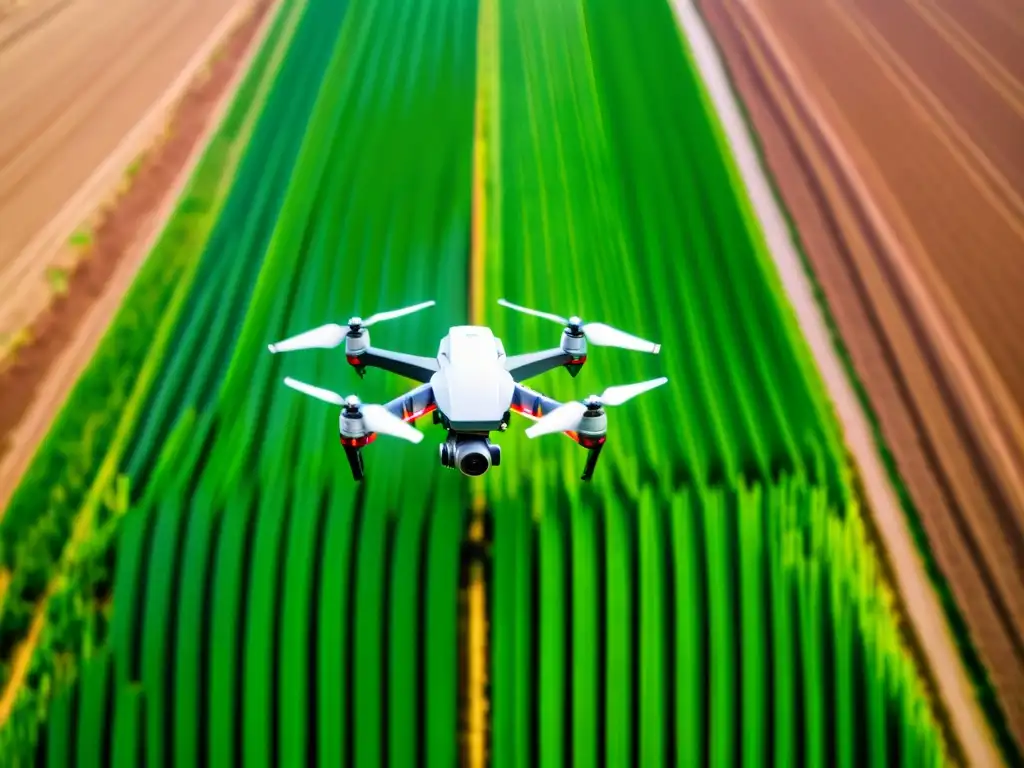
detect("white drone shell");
top-left (431, 326), bottom-right (515, 432)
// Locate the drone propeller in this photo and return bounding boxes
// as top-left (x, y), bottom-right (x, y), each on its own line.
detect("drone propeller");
top-left (497, 298), bottom-right (660, 354)
top-left (282, 377), bottom-right (424, 444)
top-left (524, 377), bottom-right (668, 438)
top-left (355, 300), bottom-right (436, 329)
top-left (267, 300), bottom-right (436, 353)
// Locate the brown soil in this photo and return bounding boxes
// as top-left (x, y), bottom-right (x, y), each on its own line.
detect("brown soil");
top-left (0, 0), bottom-right (273, 483)
top-left (0, 0), bottom-right (243, 340)
top-left (697, 0), bottom-right (1024, 758)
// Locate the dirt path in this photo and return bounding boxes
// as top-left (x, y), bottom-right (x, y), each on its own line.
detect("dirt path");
top-left (0, 0), bottom-right (240, 349)
top-left (461, 0), bottom-right (497, 748)
top-left (670, 0), bottom-right (1005, 764)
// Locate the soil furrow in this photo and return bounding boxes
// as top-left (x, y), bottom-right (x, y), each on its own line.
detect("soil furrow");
top-left (699, 0), bottom-right (1024, 755)
top-left (932, 0), bottom-right (1024, 84)
top-left (734, 0), bottom-right (1024, 604)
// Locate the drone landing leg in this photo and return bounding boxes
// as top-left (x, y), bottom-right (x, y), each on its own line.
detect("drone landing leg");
top-left (564, 357), bottom-right (586, 378)
top-left (342, 443), bottom-right (365, 481)
top-left (581, 439), bottom-right (605, 481)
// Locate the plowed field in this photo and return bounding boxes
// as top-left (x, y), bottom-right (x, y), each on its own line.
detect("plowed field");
top-left (698, 0), bottom-right (1024, 760)
top-left (0, 0), bottom-right (242, 341)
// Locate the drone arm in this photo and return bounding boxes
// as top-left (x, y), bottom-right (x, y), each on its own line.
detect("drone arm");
top-left (351, 346), bottom-right (438, 383)
top-left (382, 382), bottom-right (437, 424)
top-left (513, 384), bottom-right (607, 480)
top-left (510, 385), bottom-right (580, 442)
top-left (504, 348), bottom-right (584, 382)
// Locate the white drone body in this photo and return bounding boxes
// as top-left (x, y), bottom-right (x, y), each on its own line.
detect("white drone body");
top-left (432, 326), bottom-right (514, 431)
top-left (267, 299), bottom-right (667, 481)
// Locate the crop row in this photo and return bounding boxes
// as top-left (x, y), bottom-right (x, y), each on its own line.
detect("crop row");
top-left (491, 469), bottom-right (945, 767)
top-left (0, 0), bottom-right (294, 684)
top-left (0, 0), bottom-right (312, 758)
top-left (480, 0), bottom-right (949, 763)
top-left (5, 0), bottom-right (482, 762)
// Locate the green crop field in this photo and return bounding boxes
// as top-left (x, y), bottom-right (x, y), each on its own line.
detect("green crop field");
top-left (0, 0), bottom-right (957, 764)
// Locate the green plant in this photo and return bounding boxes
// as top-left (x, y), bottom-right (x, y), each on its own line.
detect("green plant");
top-left (483, 0), bottom-right (949, 763)
top-left (3, 0), bottom-right (961, 763)
top-left (0, 0), bottom-right (304, 751)
top-left (43, 268), bottom-right (69, 297)
top-left (67, 231), bottom-right (92, 250)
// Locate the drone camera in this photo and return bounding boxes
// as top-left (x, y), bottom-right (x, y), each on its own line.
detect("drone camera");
top-left (440, 435), bottom-right (501, 477)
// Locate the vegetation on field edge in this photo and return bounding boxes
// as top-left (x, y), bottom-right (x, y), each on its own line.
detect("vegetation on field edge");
top-left (0, 0), bottom-right (301, 758)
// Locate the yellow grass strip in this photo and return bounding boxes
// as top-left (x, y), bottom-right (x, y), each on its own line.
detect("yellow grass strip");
top-left (463, 0), bottom-right (498, 762)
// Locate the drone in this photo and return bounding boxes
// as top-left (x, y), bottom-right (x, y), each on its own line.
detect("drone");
top-left (266, 298), bottom-right (668, 482)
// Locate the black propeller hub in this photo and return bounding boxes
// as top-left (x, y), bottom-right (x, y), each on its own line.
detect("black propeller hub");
top-left (347, 317), bottom-right (364, 335)
top-left (583, 395), bottom-right (604, 413)
top-left (565, 316), bottom-right (585, 337)
top-left (343, 395), bottom-right (362, 416)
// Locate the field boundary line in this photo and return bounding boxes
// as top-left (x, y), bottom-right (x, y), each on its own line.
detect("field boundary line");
top-left (462, 0), bottom-right (497, 761)
top-left (468, 0), bottom-right (488, 328)
top-left (0, 0), bottom-right (291, 728)
top-left (0, 584), bottom-right (48, 723)
top-left (668, 0), bottom-right (1002, 765)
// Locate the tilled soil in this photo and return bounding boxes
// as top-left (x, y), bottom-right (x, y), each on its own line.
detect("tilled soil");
top-left (0, 0), bottom-right (272, 472)
top-left (0, 0), bottom-right (242, 349)
top-left (698, 0), bottom-right (1024, 759)
top-left (0, 0), bottom-right (237, 255)
top-left (747, 0), bottom-right (1024, 420)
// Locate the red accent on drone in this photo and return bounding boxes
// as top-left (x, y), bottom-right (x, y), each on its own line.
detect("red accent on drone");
top-left (510, 403), bottom-right (534, 417)
top-left (577, 434), bottom-right (606, 449)
top-left (346, 355), bottom-right (363, 366)
top-left (566, 355), bottom-right (587, 365)
top-left (402, 404), bottom-right (437, 423)
top-left (340, 433), bottom-right (378, 448)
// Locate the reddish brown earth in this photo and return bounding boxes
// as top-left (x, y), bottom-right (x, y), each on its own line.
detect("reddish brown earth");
top-left (697, 0), bottom-right (1024, 759)
top-left (0, 0), bottom-right (245, 340)
top-left (0, 0), bottom-right (276, 506)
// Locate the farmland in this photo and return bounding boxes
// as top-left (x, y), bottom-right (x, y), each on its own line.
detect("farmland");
top-left (0, 0), bottom-right (962, 764)
top-left (698, 0), bottom-right (1024, 761)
